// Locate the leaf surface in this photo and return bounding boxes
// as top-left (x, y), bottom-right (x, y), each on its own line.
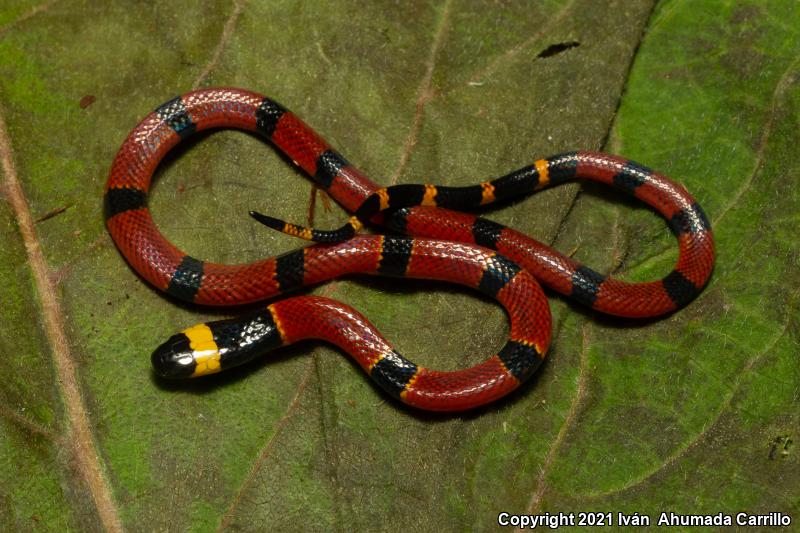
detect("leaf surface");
top-left (0, 0), bottom-right (797, 531)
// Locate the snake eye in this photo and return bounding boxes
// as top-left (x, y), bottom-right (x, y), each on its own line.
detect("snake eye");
top-left (151, 333), bottom-right (197, 379)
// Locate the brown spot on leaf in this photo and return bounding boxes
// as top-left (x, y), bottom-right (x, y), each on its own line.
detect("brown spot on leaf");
top-left (79, 95), bottom-right (96, 109)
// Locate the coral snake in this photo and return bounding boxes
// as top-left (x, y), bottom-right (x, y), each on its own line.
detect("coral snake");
top-left (104, 88), bottom-right (714, 412)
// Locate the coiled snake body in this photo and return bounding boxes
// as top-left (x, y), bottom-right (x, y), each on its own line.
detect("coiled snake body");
top-left (104, 88), bottom-right (714, 412)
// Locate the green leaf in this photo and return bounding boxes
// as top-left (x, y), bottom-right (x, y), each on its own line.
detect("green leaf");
top-left (0, 0), bottom-right (797, 531)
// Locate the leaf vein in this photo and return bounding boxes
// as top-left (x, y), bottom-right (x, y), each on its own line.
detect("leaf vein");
top-left (192, 0), bottom-right (246, 89)
top-left (526, 322), bottom-right (591, 513)
top-left (461, 0), bottom-right (577, 88)
top-left (0, 0), bottom-right (58, 37)
top-left (390, 0), bottom-right (453, 185)
top-left (217, 358), bottom-right (315, 531)
top-left (0, 107), bottom-right (123, 531)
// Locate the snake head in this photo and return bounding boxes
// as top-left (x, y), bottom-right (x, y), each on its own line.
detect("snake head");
top-left (151, 315), bottom-right (283, 379)
top-left (151, 332), bottom-right (204, 379)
